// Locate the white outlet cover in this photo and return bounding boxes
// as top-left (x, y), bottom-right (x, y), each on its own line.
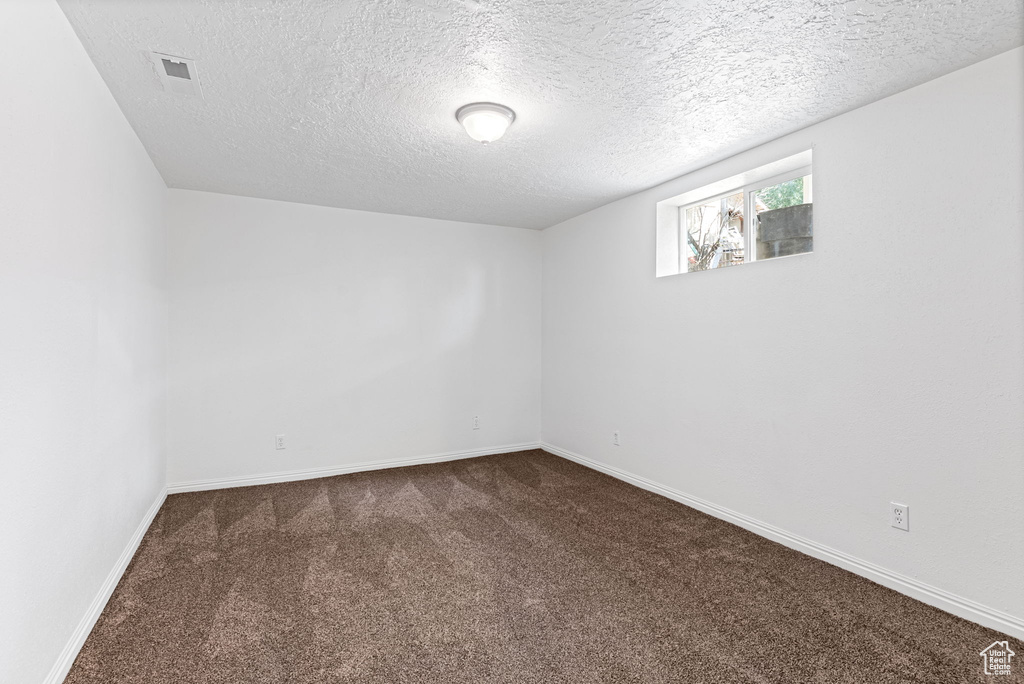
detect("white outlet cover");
top-left (891, 502), bottom-right (909, 531)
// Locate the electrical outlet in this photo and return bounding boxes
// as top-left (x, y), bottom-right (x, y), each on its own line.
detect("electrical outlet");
top-left (473, 415), bottom-right (479, 430)
top-left (891, 502), bottom-right (909, 531)
top-left (613, 431), bottom-right (620, 446)
top-left (275, 434), bottom-right (286, 450)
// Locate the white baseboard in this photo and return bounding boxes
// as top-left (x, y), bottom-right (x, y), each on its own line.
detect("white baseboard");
top-left (46, 440), bottom-right (1018, 684)
top-left (541, 442), bottom-right (1024, 640)
top-left (43, 487), bottom-right (167, 684)
top-left (167, 442), bottom-right (542, 494)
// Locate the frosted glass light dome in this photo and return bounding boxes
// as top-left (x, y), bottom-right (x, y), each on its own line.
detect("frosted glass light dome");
top-left (456, 102), bottom-right (516, 143)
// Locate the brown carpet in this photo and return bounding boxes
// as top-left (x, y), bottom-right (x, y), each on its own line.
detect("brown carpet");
top-left (65, 449), bottom-right (1015, 683)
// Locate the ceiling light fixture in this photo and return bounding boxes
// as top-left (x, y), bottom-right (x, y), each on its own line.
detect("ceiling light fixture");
top-left (456, 102), bottom-right (516, 143)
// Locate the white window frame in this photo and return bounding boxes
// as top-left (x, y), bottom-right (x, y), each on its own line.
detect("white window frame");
top-left (678, 188), bottom-right (746, 271)
top-left (743, 164), bottom-right (812, 263)
top-left (655, 150), bottom-right (813, 277)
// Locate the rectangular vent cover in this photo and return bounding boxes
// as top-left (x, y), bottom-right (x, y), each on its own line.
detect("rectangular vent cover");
top-left (162, 58), bottom-right (191, 80)
top-left (148, 52), bottom-right (203, 99)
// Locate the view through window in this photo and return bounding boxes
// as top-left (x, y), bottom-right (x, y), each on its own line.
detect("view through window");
top-left (682, 171), bottom-right (812, 273)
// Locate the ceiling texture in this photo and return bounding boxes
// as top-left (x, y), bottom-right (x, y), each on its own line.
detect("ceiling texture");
top-left (58, 0), bottom-right (1023, 229)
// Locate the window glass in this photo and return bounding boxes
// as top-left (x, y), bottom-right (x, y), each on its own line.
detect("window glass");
top-left (753, 174), bottom-right (812, 260)
top-left (684, 190), bottom-right (745, 272)
top-left (655, 152), bottom-right (813, 278)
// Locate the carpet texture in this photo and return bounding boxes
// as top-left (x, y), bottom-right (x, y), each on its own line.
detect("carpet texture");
top-left (65, 450), bottom-right (1015, 683)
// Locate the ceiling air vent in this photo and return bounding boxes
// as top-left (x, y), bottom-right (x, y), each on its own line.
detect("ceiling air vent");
top-left (148, 51), bottom-right (203, 99)
top-left (161, 58), bottom-right (190, 80)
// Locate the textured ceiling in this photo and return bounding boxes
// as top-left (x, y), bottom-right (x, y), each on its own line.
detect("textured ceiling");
top-left (57, 0), bottom-right (1023, 229)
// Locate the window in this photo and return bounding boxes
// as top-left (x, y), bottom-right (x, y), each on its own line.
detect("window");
top-left (656, 151), bottom-right (813, 277)
top-left (684, 190), bottom-right (746, 271)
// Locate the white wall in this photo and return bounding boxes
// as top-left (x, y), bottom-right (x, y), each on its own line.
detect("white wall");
top-left (542, 48), bottom-right (1024, 626)
top-left (167, 190), bottom-right (541, 485)
top-left (0, 2), bottom-right (168, 683)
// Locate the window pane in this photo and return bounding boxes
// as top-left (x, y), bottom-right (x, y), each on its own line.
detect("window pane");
top-left (684, 190), bottom-right (745, 272)
top-left (754, 174), bottom-right (812, 260)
